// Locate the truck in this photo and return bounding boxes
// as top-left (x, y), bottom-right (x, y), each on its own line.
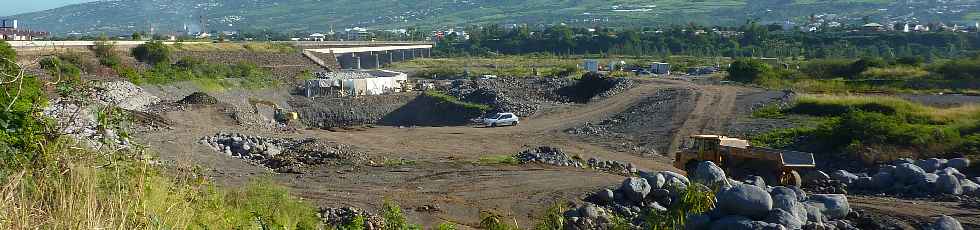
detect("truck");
top-left (674, 135), bottom-right (816, 187)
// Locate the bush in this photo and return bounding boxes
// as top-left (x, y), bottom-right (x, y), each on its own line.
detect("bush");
top-left (857, 66), bottom-right (929, 80)
top-left (39, 57), bottom-right (81, 79)
top-left (929, 58), bottom-right (980, 81)
top-left (131, 41), bottom-right (172, 65)
top-left (727, 58), bottom-right (772, 83)
top-left (381, 199), bottom-right (422, 230)
top-left (801, 59), bottom-right (853, 79)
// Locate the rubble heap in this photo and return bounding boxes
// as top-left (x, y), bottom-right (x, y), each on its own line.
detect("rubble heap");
top-left (199, 133), bottom-right (365, 172)
top-left (514, 146), bottom-right (584, 168)
top-left (814, 157), bottom-right (977, 197)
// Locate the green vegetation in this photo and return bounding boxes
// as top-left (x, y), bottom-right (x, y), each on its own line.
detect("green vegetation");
top-left (0, 40), bottom-right (321, 229)
top-left (644, 183), bottom-right (716, 229)
top-left (124, 51), bottom-right (279, 91)
top-left (731, 56), bottom-right (980, 93)
top-left (131, 41), bottom-right (172, 65)
top-left (479, 211), bottom-right (520, 230)
top-left (751, 104), bottom-right (785, 119)
top-left (752, 95), bottom-right (980, 163)
top-left (424, 90), bottom-right (492, 112)
top-left (533, 202), bottom-right (570, 230)
top-left (381, 199), bottom-right (423, 230)
top-left (476, 155), bottom-right (519, 165)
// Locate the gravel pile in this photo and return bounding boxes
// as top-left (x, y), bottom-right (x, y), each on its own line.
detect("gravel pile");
top-left (566, 88), bottom-right (695, 155)
top-left (514, 146), bottom-right (584, 168)
top-left (92, 81), bottom-right (160, 112)
top-left (42, 99), bottom-right (131, 149)
top-left (177, 92), bottom-right (219, 105)
top-left (318, 207), bottom-right (383, 229)
top-left (449, 78), bottom-right (575, 117)
top-left (586, 157), bottom-right (638, 175)
top-left (563, 161), bottom-right (971, 230)
top-left (199, 132), bottom-right (365, 172)
top-left (814, 157), bottom-right (979, 198)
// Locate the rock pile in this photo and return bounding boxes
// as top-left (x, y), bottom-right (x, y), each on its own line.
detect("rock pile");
top-left (318, 207), bottom-right (383, 229)
top-left (92, 81), bottom-right (161, 112)
top-left (820, 157), bottom-right (977, 197)
top-left (199, 133), bottom-right (365, 172)
top-left (514, 146), bottom-right (584, 168)
top-left (586, 157), bottom-right (638, 175)
top-left (565, 161), bottom-right (896, 230)
top-left (42, 99), bottom-right (131, 149)
top-left (449, 78), bottom-right (575, 117)
top-left (177, 92), bottom-right (219, 105)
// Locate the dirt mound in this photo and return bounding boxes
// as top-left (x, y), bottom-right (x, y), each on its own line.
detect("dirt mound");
top-left (177, 92), bottom-right (219, 105)
top-left (567, 87), bottom-right (696, 155)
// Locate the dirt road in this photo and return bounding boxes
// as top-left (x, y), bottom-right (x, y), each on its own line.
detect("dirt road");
top-left (134, 78), bottom-right (979, 228)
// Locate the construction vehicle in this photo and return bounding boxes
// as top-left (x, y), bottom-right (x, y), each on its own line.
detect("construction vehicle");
top-left (674, 135), bottom-right (816, 187)
top-left (248, 98), bottom-right (299, 125)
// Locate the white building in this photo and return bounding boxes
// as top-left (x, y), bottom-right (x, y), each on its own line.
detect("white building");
top-left (651, 62), bottom-right (670, 75)
top-left (584, 60), bottom-right (599, 73)
top-left (304, 70), bottom-right (409, 97)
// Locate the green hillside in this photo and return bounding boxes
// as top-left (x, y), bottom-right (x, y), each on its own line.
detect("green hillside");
top-left (9, 0), bottom-right (980, 35)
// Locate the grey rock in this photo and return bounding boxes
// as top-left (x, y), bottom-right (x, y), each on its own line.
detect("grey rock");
top-left (640, 171), bottom-right (667, 189)
top-left (580, 203), bottom-right (602, 219)
top-left (916, 158), bottom-right (943, 173)
top-left (871, 172), bottom-right (894, 190)
top-left (710, 216), bottom-right (754, 230)
top-left (619, 177), bottom-right (651, 203)
top-left (804, 203), bottom-right (825, 223)
top-left (770, 187), bottom-right (798, 202)
top-left (717, 184), bottom-right (774, 219)
top-left (686, 213), bottom-right (711, 230)
top-left (947, 158), bottom-right (970, 170)
top-left (961, 179), bottom-right (980, 194)
top-left (894, 163), bottom-right (927, 184)
top-left (597, 189), bottom-right (615, 203)
top-left (805, 194), bottom-right (850, 220)
top-left (650, 188), bottom-right (671, 199)
top-left (936, 174), bottom-right (963, 195)
top-left (830, 170), bottom-right (859, 184)
top-left (893, 158), bottom-right (915, 165)
top-left (692, 161), bottom-right (729, 187)
top-left (805, 170), bottom-right (831, 183)
top-left (932, 215), bottom-right (964, 230)
top-left (939, 167), bottom-right (966, 180)
top-left (660, 171), bottom-right (690, 185)
top-left (746, 176), bottom-right (767, 188)
top-left (803, 221), bottom-right (835, 230)
top-left (766, 209), bottom-right (803, 230)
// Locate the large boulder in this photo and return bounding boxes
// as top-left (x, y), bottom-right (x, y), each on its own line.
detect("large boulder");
top-left (804, 170), bottom-right (831, 184)
top-left (765, 209), bottom-right (803, 230)
top-left (916, 158), bottom-right (943, 173)
top-left (804, 194), bottom-right (850, 220)
top-left (871, 172), bottom-right (895, 190)
top-left (939, 167), bottom-right (966, 180)
top-left (936, 174), bottom-right (963, 195)
top-left (692, 161), bottom-right (729, 187)
top-left (685, 213), bottom-right (711, 230)
top-left (710, 216), bottom-right (754, 230)
top-left (804, 203), bottom-right (825, 223)
top-left (961, 179), bottom-right (980, 195)
top-left (596, 189), bottom-right (615, 203)
top-left (660, 171), bottom-right (690, 185)
top-left (619, 177), bottom-right (652, 203)
top-left (746, 176), bottom-right (767, 188)
top-left (717, 184), bottom-right (774, 219)
top-left (831, 170), bottom-right (859, 184)
top-left (947, 158), bottom-right (970, 170)
top-left (931, 215), bottom-right (964, 230)
top-left (639, 171), bottom-right (667, 189)
top-left (894, 163), bottom-right (927, 184)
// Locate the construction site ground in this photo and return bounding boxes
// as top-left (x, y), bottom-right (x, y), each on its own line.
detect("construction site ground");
top-left (135, 78), bottom-right (980, 229)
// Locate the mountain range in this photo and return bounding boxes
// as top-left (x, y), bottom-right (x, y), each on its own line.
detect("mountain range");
top-left (9, 0), bottom-right (980, 36)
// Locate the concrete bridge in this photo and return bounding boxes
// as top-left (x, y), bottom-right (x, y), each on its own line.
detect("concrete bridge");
top-left (299, 42), bottom-right (433, 70)
top-left (8, 40), bottom-right (433, 70)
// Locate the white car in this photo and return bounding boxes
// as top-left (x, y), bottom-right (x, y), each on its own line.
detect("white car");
top-left (479, 112), bottom-right (519, 127)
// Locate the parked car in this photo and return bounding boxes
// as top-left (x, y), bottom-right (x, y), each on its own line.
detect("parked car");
top-left (476, 112), bottom-right (520, 127)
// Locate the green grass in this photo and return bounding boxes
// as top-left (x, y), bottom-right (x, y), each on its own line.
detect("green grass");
top-left (751, 104), bottom-right (785, 119)
top-left (476, 155), bottom-right (519, 165)
top-left (424, 90), bottom-right (492, 112)
top-left (751, 95), bottom-right (980, 163)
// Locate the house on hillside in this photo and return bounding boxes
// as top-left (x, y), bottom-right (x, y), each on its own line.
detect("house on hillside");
top-left (0, 19), bottom-right (47, 41)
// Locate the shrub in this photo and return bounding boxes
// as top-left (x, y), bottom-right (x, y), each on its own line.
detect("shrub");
top-left (534, 202), bottom-right (570, 230)
top-left (751, 104), bottom-right (785, 119)
top-left (39, 57), bottom-right (81, 79)
top-left (858, 66), bottom-right (929, 80)
top-left (131, 41), bottom-right (172, 65)
top-left (479, 211), bottom-right (518, 230)
top-left (800, 59), bottom-right (853, 79)
top-left (929, 58), bottom-right (980, 81)
top-left (727, 58), bottom-right (771, 83)
top-left (381, 199), bottom-right (422, 230)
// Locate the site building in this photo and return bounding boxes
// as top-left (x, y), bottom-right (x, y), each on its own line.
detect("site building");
top-left (584, 60), bottom-right (599, 73)
top-left (650, 62), bottom-right (670, 75)
top-left (304, 70), bottom-right (408, 98)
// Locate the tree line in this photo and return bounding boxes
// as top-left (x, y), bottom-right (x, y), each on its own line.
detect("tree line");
top-left (433, 23), bottom-right (980, 60)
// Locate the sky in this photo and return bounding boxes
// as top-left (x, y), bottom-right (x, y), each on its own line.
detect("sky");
top-left (1, 0), bottom-right (97, 17)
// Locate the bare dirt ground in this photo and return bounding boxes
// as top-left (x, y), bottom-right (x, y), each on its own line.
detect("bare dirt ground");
top-left (134, 78), bottom-right (980, 228)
